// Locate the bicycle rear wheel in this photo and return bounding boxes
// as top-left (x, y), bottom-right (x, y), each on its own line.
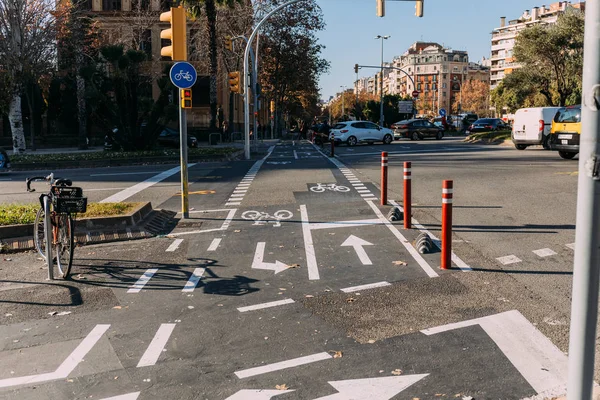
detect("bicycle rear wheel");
top-left (34, 207), bottom-right (46, 260)
top-left (55, 214), bottom-right (74, 279)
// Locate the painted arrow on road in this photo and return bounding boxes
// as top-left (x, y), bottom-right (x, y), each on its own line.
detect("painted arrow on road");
top-left (252, 242), bottom-right (289, 274)
top-left (341, 235), bottom-right (374, 265)
top-left (225, 374), bottom-right (428, 400)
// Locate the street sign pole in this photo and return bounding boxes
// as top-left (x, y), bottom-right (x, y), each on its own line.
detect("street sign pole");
top-left (179, 89), bottom-right (189, 219)
top-left (567, 1), bottom-right (600, 398)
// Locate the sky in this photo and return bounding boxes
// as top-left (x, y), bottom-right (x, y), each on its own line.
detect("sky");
top-left (316, 0), bottom-right (576, 100)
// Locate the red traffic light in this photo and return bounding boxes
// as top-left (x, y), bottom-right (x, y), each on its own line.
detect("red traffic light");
top-left (183, 89), bottom-right (191, 97)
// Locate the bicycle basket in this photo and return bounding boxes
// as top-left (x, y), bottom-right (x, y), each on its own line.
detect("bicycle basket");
top-left (53, 196), bottom-right (88, 214)
top-left (52, 186), bottom-right (83, 198)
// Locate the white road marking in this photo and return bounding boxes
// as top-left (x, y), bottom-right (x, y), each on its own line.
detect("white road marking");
top-left (166, 239), bottom-right (183, 252)
top-left (389, 199), bottom-right (472, 272)
top-left (252, 242), bottom-right (289, 274)
top-left (225, 390), bottom-right (294, 400)
top-left (233, 190), bottom-right (247, 194)
top-left (533, 248), bottom-right (557, 257)
top-left (422, 310), bottom-right (568, 394)
top-left (341, 235), bottom-right (374, 265)
top-left (366, 200), bottom-right (439, 278)
top-left (352, 183), bottom-right (366, 187)
top-left (0, 324), bottom-right (110, 388)
top-left (237, 299), bottom-right (295, 312)
top-left (91, 171), bottom-right (162, 177)
top-left (357, 190), bottom-right (371, 193)
top-left (207, 238), bottom-right (222, 251)
top-left (100, 393), bottom-right (141, 400)
top-left (170, 209), bottom-right (237, 236)
top-left (294, 150), bottom-right (299, 159)
top-left (235, 352), bottom-right (332, 379)
top-left (127, 268), bottom-right (158, 293)
top-left (225, 202), bottom-right (241, 206)
top-left (300, 205), bottom-right (319, 280)
top-left (566, 243), bottom-right (575, 250)
top-left (230, 194), bottom-right (245, 198)
top-left (182, 268), bottom-right (206, 292)
top-left (341, 281), bottom-right (391, 293)
top-left (136, 323), bottom-right (176, 367)
top-left (310, 218), bottom-right (383, 230)
top-left (338, 148), bottom-right (466, 157)
top-left (496, 255), bottom-right (522, 265)
top-left (315, 374), bottom-right (429, 400)
top-left (100, 164), bottom-right (195, 203)
top-left (360, 193), bottom-right (375, 197)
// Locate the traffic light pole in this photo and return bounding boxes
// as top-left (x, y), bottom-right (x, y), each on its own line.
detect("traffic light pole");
top-left (567, 1), bottom-right (600, 398)
top-left (243, 0), bottom-right (306, 160)
top-left (179, 89), bottom-right (189, 219)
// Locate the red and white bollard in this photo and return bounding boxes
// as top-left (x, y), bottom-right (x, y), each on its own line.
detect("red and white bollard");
top-left (403, 162), bottom-right (411, 229)
top-left (381, 152), bottom-right (388, 205)
top-left (441, 180), bottom-right (453, 270)
top-left (330, 133), bottom-right (335, 157)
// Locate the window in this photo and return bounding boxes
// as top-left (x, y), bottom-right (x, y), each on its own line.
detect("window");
top-left (417, 67), bottom-right (420, 72)
top-left (103, 0), bottom-right (121, 10)
top-left (140, 29), bottom-right (152, 58)
top-left (432, 75), bottom-right (437, 82)
top-left (408, 67), bottom-right (411, 72)
top-left (443, 74), bottom-right (447, 80)
top-left (432, 83), bottom-right (437, 90)
top-left (443, 91), bottom-right (447, 97)
top-left (417, 83), bottom-right (421, 90)
top-left (442, 83), bottom-right (447, 89)
top-left (453, 66), bottom-right (458, 72)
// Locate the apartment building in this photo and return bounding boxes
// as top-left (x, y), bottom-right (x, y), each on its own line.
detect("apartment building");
top-left (490, 1), bottom-right (585, 89)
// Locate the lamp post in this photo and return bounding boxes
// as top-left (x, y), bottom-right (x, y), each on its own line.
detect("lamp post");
top-left (340, 85), bottom-right (346, 119)
top-left (375, 35), bottom-right (390, 127)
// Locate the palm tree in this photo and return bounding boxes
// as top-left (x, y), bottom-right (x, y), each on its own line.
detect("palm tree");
top-left (185, 0), bottom-right (243, 131)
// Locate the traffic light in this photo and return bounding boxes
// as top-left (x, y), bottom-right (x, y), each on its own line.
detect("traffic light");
top-left (160, 6), bottom-right (187, 61)
top-left (228, 71), bottom-right (241, 93)
top-left (181, 89), bottom-right (192, 108)
top-left (270, 100), bottom-right (275, 113)
top-left (376, 0), bottom-right (385, 17)
top-left (415, 0), bottom-right (424, 17)
top-left (354, 64), bottom-right (359, 74)
top-left (224, 37), bottom-right (233, 52)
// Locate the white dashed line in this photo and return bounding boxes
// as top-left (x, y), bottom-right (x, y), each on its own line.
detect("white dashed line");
top-left (225, 202), bottom-right (241, 206)
top-left (300, 205), bottom-right (319, 280)
top-left (136, 324), bottom-right (176, 367)
top-left (128, 268), bottom-right (158, 293)
top-left (533, 248), bottom-right (557, 258)
top-left (237, 299), bottom-right (295, 312)
top-left (166, 239), bottom-right (183, 252)
top-left (207, 238), bottom-right (222, 251)
top-left (496, 255), bottom-right (522, 265)
top-left (341, 281), bottom-right (391, 293)
top-left (182, 267), bottom-right (206, 292)
top-left (235, 352), bottom-right (332, 379)
top-left (99, 392), bottom-right (141, 400)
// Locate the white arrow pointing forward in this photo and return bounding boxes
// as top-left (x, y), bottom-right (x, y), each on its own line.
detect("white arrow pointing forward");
top-left (315, 374), bottom-right (429, 400)
top-left (225, 389), bottom-right (294, 400)
top-left (252, 242), bottom-right (289, 274)
top-left (341, 235), bottom-right (374, 265)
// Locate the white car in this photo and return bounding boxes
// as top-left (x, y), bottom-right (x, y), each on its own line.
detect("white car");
top-left (329, 121), bottom-right (394, 146)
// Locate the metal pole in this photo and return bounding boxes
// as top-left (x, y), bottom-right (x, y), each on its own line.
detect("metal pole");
top-left (379, 37), bottom-right (384, 127)
top-left (341, 86), bottom-right (345, 118)
top-left (44, 196), bottom-right (53, 280)
top-left (244, 0), bottom-right (304, 159)
top-left (567, 0), bottom-right (600, 397)
top-left (179, 89), bottom-right (189, 219)
top-left (254, 33), bottom-right (259, 142)
top-left (404, 162), bottom-right (411, 229)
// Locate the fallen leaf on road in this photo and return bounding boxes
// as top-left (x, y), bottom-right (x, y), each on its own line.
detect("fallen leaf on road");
top-left (75, 274), bottom-right (86, 280)
top-left (56, 311), bottom-right (71, 316)
top-left (391, 369), bottom-right (403, 375)
top-left (234, 230), bottom-right (241, 233)
top-left (5, 313), bottom-right (12, 317)
top-left (48, 311), bottom-right (57, 316)
top-left (279, 288), bottom-right (286, 291)
top-left (393, 260), bottom-right (407, 266)
top-left (67, 379), bottom-right (74, 383)
top-left (367, 339), bottom-right (376, 344)
top-left (279, 245), bottom-right (284, 248)
top-left (330, 351), bottom-right (343, 358)
top-left (346, 297), bottom-right (356, 303)
top-left (113, 306), bottom-right (122, 310)
top-left (3, 258), bottom-right (12, 261)
top-left (276, 384), bottom-right (288, 390)
top-left (462, 397), bottom-right (473, 400)
top-left (114, 376), bottom-right (119, 380)
top-left (188, 306), bottom-right (194, 309)
top-left (435, 394), bottom-right (446, 397)
top-left (289, 263), bottom-right (300, 268)
top-left (305, 295), bottom-right (314, 298)
top-left (217, 304), bottom-right (223, 307)
top-left (412, 398), bottom-right (420, 400)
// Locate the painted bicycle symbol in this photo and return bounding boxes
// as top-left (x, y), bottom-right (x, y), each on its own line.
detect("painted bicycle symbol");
top-left (174, 70), bottom-right (194, 82)
top-left (309, 183), bottom-right (350, 193)
top-left (241, 210), bottom-right (293, 227)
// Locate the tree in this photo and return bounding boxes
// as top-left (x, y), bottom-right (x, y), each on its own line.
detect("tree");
top-left (460, 80), bottom-right (490, 117)
top-left (511, 7), bottom-right (584, 107)
top-left (0, 0), bottom-right (56, 153)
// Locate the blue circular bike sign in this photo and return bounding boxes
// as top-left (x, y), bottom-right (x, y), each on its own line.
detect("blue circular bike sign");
top-left (170, 62), bottom-right (197, 89)
top-left (439, 108), bottom-right (447, 117)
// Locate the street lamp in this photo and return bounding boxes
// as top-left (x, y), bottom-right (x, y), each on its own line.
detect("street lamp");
top-left (340, 85), bottom-right (346, 119)
top-left (375, 35), bottom-right (390, 127)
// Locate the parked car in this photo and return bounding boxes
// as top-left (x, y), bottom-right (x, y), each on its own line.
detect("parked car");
top-left (451, 113), bottom-right (479, 132)
top-left (511, 107), bottom-right (562, 150)
top-left (548, 105), bottom-right (581, 159)
top-left (329, 121), bottom-right (394, 146)
top-left (157, 127), bottom-right (198, 148)
top-left (0, 147), bottom-right (10, 171)
top-left (391, 119), bottom-right (444, 141)
top-left (466, 118), bottom-right (510, 133)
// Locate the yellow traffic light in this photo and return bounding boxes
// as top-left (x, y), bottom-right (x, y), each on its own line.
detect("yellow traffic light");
top-left (181, 89), bottom-right (192, 109)
top-left (415, 0), bottom-right (424, 17)
top-left (376, 0), bottom-right (385, 17)
top-left (225, 37), bottom-right (233, 52)
top-left (270, 100), bottom-right (275, 113)
top-left (229, 71), bottom-right (241, 94)
top-left (160, 7), bottom-right (187, 61)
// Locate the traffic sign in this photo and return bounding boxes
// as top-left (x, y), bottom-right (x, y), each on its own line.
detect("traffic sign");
top-left (398, 101), bottom-right (413, 114)
top-left (170, 62), bottom-right (197, 89)
top-left (439, 108), bottom-right (447, 117)
top-left (412, 90), bottom-right (419, 98)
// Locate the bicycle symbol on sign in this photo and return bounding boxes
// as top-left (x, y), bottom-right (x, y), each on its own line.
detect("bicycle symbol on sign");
top-left (241, 210), bottom-right (293, 227)
top-left (174, 70), bottom-right (194, 82)
top-left (309, 183), bottom-right (350, 193)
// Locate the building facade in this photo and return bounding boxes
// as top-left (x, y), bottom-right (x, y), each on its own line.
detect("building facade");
top-left (490, 1), bottom-right (585, 89)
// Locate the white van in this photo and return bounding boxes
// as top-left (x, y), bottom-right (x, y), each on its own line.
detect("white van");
top-left (512, 107), bottom-right (562, 150)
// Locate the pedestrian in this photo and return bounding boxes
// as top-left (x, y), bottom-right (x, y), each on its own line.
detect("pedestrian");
top-left (257, 121), bottom-right (262, 140)
top-left (300, 120), bottom-right (308, 140)
top-left (222, 121), bottom-right (229, 142)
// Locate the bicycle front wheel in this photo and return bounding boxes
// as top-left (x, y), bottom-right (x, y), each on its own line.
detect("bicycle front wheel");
top-left (34, 207), bottom-right (47, 260)
top-left (55, 214), bottom-right (74, 279)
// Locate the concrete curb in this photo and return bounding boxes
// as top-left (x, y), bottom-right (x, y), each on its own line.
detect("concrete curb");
top-left (0, 202), bottom-right (177, 253)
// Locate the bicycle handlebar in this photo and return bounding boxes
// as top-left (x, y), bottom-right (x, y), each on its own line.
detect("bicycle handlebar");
top-left (26, 176), bottom-right (48, 192)
top-left (26, 173), bottom-right (71, 192)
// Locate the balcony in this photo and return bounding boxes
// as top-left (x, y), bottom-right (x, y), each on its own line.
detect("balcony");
top-left (491, 43), bottom-right (511, 52)
top-left (492, 30), bottom-right (518, 40)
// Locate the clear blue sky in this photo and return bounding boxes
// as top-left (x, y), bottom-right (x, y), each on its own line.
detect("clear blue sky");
top-left (316, 0), bottom-right (571, 100)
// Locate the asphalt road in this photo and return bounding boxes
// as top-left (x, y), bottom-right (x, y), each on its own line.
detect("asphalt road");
top-left (0, 138), bottom-right (586, 399)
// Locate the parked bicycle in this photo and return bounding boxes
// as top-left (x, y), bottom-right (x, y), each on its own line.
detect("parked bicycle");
top-left (309, 183), bottom-right (350, 193)
top-left (26, 173), bottom-right (87, 279)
